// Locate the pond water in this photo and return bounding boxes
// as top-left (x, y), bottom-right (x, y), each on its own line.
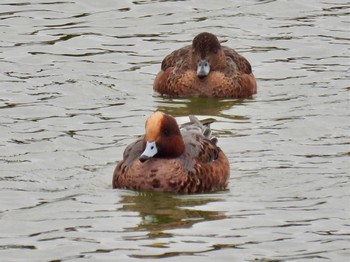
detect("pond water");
top-left (0, 0), bottom-right (349, 261)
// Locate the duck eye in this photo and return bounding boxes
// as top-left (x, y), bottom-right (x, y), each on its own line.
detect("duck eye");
top-left (163, 129), bottom-right (170, 136)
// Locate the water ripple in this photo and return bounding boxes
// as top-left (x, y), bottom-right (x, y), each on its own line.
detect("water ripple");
top-left (0, 0), bottom-right (349, 261)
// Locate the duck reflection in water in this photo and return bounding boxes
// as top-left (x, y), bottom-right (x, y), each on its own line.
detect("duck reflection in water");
top-left (155, 96), bottom-right (244, 118)
top-left (118, 192), bottom-right (226, 233)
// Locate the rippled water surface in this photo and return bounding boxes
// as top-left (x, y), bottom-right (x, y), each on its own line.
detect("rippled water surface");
top-left (1, 0), bottom-right (349, 261)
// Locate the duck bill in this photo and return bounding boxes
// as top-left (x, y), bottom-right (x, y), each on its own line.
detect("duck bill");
top-left (139, 141), bottom-right (158, 163)
top-left (197, 59), bottom-right (210, 78)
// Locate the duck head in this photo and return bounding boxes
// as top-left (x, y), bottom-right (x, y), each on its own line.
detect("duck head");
top-left (191, 32), bottom-right (226, 78)
top-left (139, 112), bottom-right (185, 162)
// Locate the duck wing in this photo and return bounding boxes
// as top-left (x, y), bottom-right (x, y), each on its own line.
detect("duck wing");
top-left (161, 45), bottom-right (192, 71)
top-left (179, 115), bottom-right (220, 170)
top-left (223, 46), bottom-right (253, 74)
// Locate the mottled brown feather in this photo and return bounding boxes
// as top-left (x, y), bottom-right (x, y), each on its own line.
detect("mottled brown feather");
top-left (154, 32), bottom-right (257, 98)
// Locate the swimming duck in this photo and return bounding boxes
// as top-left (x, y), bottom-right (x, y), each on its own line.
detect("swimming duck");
top-left (153, 32), bottom-right (257, 98)
top-left (113, 111), bottom-right (230, 193)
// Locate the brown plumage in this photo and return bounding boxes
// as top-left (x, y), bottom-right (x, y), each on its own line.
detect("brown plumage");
top-left (113, 111), bottom-right (230, 194)
top-left (153, 32), bottom-right (257, 98)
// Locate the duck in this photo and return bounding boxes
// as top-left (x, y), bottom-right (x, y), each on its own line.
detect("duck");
top-left (113, 111), bottom-right (230, 193)
top-left (153, 32), bottom-right (257, 98)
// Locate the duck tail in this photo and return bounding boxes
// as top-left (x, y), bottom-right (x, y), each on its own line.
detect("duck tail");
top-left (188, 115), bottom-right (218, 144)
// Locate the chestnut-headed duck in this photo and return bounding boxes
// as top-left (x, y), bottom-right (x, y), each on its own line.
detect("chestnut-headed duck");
top-left (153, 32), bottom-right (257, 98)
top-left (113, 111), bottom-right (230, 193)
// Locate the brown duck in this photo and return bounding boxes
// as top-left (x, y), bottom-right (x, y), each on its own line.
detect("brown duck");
top-left (113, 111), bottom-right (230, 193)
top-left (154, 32), bottom-right (257, 98)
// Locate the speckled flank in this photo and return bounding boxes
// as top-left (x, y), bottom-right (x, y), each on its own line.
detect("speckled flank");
top-left (112, 112), bottom-right (230, 194)
top-left (153, 32), bottom-right (257, 98)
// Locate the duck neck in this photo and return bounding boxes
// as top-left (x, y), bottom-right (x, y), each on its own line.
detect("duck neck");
top-left (157, 135), bottom-right (185, 158)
